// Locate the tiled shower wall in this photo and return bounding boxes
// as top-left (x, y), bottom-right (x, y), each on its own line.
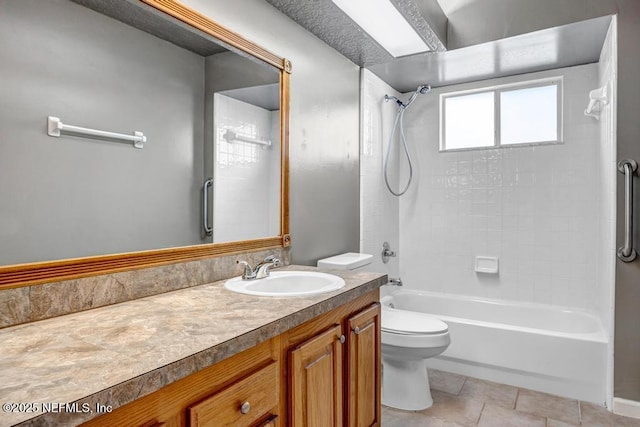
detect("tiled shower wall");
top-left (213, 94), bottom-right (280, 242)
top-left (360, 70), bottom-right (400, 279)
top-left (397, 64), bottom-right (607, 314)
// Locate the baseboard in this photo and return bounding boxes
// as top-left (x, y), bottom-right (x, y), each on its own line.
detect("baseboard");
top-left (613, 397), bottom-right (640, 419)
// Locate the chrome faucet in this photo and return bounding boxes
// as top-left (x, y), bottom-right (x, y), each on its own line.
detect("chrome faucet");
top-left (237, 255), bottom-right (282, 280)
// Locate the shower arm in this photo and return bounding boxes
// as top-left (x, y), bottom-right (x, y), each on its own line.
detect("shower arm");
top-left (384, 85), bottom-right (431, 110)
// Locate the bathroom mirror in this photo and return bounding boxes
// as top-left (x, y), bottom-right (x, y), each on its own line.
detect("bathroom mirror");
top-left (0, 0), bottom-right (290, 287)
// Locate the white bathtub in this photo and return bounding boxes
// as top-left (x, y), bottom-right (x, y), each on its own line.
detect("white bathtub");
top-left (382, 289), bottom-right (608, 404)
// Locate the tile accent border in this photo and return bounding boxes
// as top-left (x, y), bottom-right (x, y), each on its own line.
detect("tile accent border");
top-left (0, 247), bottom-right (290, 329)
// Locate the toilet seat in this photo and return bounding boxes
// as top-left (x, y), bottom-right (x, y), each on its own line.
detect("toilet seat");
top-left (382, 307), bottom-right (448, 335)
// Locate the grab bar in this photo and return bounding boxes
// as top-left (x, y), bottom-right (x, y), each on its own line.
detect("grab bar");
top-left (203, 178), bottom-right (213, 236)
top-left (617, 159), bottom-right (637, 262)
top-left (223, 129), bottom-right (271, 147)
top-left (47, 116), bottom-right (145, 148)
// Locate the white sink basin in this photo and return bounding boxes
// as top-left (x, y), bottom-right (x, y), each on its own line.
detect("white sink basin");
top-left (224, 271), bottom-right (346, 297)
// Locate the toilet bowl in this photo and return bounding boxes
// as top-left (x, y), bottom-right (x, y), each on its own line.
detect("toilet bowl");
top-left (381, 297), bottom-right (450, 410)
top-left (316, 254), bottom-right (450, 410)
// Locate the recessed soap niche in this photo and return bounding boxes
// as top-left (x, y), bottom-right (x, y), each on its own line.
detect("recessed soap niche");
top-left (475, 256), bottom-right (499, 274)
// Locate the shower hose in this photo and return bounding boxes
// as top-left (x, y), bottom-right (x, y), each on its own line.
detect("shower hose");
top-left (384, 106), bottom-right (414, 196)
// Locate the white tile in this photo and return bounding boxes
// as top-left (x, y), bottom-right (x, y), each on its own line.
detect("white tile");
top-left (473, 157), bottom-right (488, 174)
top-left (533, 276), bottom-right (553, 304)
top-left (391, 64), bottom-right (611, 313)
top-left (458, 160), bottom-right (473, 175)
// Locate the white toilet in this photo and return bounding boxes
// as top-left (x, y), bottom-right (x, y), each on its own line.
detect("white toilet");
top-left (381, 296), bottom-right (450, 410)
top-left (316, 253), bottom-right (450, 410)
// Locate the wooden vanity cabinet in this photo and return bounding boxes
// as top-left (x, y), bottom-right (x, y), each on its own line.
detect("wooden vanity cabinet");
top-left (82, 290), bottom-right (380, 427)
top-left (81, 338), bottom-right (281, 427)
top-left (284, 291), bottom-right (381, 427)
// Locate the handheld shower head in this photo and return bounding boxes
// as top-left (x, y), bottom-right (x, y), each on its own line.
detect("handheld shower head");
top-left (403, 84), bottom-right (431, 109)
top-left (382, 84), bottom-right (430, 196)
top-left (384, 84), bottom-right (431, 110)
top-left (417, 84), bottom-right (431, 94)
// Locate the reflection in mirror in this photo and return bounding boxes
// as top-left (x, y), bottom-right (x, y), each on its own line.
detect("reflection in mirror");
top-left (212, 85), bottom-right (281, 242)
top-left (0, 0), bottom-right (282, 266)
top-left (202, 52), bottom-right (280, 243)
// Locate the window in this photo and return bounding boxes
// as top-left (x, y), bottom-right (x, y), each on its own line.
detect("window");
top-left (440, 78), bottom-right (562, 151)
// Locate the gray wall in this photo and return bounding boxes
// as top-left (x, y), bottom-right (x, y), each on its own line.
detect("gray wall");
top-left (0, 0), bottom-right (206, 264)
top-left (613, 0), bottom-right (640, 402)
top-left (184, 0), bottom-right (361, 265)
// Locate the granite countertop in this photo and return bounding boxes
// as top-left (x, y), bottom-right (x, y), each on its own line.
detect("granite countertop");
top-left (0, 266), bottom-right (386, 427)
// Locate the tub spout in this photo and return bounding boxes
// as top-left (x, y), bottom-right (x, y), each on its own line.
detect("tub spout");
top-left (388, 278), bottom-right (403, 286)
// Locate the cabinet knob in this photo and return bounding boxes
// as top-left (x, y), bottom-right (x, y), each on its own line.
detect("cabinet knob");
top-left (338, 334), bottom-right (346, 344)
top-left (240, 401), bottom-right (251, 414)
top-left (353, 326), bottom-right (361, 335)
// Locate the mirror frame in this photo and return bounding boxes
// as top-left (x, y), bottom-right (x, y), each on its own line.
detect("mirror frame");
top-left (0, 0), bottom-right (291, 289)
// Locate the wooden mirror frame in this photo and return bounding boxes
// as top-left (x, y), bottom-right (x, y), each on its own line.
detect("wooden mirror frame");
top-left (0, 0), bottom-right (290, 290)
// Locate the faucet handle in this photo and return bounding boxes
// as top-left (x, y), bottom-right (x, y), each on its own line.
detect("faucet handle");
top-left (261, 255), bottom-right (282, 267)
top-left (237, 260), bottom-right (254, 279)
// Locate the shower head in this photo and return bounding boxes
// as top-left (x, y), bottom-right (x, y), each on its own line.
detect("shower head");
top-left (403, 84), bottom-right (431, 109)
top-left (385, 84), bottom-right (431, 110)
top-left (417, 84), bottom-right (431, 94)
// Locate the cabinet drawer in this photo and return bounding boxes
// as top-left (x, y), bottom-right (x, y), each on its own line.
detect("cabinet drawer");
top-left (188, 361), bottom-right (278, 427)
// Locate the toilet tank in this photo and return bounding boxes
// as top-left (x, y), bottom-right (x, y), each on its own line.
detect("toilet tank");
top-left (317, 252), bottom-right (373, 271)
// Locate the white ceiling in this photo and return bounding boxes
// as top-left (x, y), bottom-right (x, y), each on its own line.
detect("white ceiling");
top-left (435, 0), bottom-right (618, 49)
top-left (368, 15), bottom-right (612, 91)
top-left (264, 0), bottom-right (618, 91)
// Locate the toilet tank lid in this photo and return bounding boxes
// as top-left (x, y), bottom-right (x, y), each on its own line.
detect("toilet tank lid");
top-left (317, 252), bottom-right (373, 270)
top-left (382, 308), bottom-right (449, 335)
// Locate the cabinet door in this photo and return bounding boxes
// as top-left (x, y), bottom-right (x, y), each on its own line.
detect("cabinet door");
top-left (347, 303), bottom-right (381, 427)
top-left (289, 324), bottom-right (344, 427)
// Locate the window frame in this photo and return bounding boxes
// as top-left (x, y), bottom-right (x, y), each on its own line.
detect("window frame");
top-left (439, 77), bottom-right (563, 152)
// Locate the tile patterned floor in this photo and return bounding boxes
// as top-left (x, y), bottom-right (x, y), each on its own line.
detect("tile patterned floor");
top-left (382, 369), bottom-right (640, 427)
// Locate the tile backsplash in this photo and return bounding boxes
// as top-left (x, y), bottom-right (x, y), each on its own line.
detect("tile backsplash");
top-left (0, 247), bottom-right (290, 329)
